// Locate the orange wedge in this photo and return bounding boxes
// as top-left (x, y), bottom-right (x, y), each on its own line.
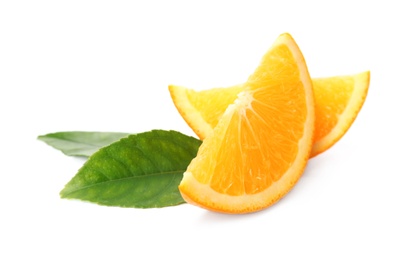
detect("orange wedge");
top-left (178, 33), bottom-right (315, 213)
top-left (169, 72), bottom-right (369, 158)
top-left (311, 72), bottom-right (369, 156)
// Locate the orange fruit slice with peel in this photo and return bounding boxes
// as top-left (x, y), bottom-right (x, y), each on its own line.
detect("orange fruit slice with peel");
top-left (169, 84), bottom-right (243, 140)
top-left (169, 71), bottom-right (369, 158)
top-left (178, 33), bottom-right (315, 213)
top-left (311, 72), bottom-right (369, 157)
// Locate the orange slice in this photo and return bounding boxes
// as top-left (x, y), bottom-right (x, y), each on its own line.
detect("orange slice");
top-left (169, 72), bottom-right (369, 158)
top-left (178, 33), bottom-right (315, 214)
top-left (311, 72), bottom-right (369, 156)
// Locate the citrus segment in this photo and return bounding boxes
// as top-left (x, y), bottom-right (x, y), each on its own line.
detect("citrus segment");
top-left (169, 72), bottom-right (369, 157)
top-left (178, 33), bottom-right (315, 213)
top-left (168, 85), bottom-right (242, 139)
top-left (311, 71), bottom-right (369, 156)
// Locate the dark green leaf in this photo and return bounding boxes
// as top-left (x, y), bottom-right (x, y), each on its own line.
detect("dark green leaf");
top-left (38, 131), bottom-right (130, 157)
top-left (60, 130), bottom-right (201, 208)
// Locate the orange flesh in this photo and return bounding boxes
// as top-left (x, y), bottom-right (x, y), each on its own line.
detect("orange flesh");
top-left (185, 42), bottom-right (310, 196)
top-left (187, 86), bottom-right (243, 128)
top-left (313, 76), bottom-right (354, 141)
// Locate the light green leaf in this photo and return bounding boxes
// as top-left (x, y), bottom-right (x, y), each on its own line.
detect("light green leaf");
top-left (38, 131), bottom-right (130, 157)
top-left (60, 130), bottom-right (201, 208)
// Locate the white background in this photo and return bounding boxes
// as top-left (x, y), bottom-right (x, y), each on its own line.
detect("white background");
top-left (1, 1), bottom-right (411, 259)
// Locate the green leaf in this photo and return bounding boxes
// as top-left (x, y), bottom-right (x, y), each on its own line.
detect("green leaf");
top-left (60, 130), bottom-right (201, 208)
top-left (38, 131), bottom-right (130, 157)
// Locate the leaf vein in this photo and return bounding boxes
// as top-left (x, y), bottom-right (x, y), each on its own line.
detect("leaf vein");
top-left (62, 170), bottom-right (184, 196)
